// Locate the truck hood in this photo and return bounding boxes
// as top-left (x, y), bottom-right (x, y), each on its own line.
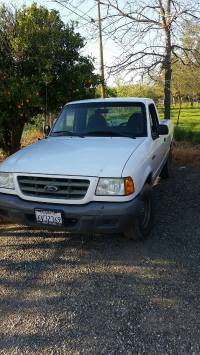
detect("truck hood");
top-left (0, 137), bottom-right (145, 177)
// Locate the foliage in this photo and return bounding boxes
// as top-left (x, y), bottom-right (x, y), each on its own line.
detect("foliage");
top-left (21, 128), bottom-right (43, 148)
top-left (154, 23), bottom-right (200, 102)
top-left (95, 85), bottom-right (117, 98)
top-left (158, 106), bottom-right (200, 144)
top-left (24, 114), bottom-right (45, 131)
top-left (0, 3), bottom-right (99, 155)
top-left (114, 82), bottom-right (162, 102)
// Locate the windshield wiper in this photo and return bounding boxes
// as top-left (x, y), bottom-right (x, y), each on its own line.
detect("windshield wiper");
top-left (84, 130), bottom-right (136, 138)
top-left (51, 130), bottom-right (136, 139)
top-left (51, 130), bottom-right (85, 138)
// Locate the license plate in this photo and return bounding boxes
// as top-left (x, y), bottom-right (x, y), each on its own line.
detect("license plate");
top-left (35, 209), bottom-right (63, 226)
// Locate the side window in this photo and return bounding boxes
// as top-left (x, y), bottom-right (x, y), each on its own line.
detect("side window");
top-left (149, 104), bottom-right (159, 139)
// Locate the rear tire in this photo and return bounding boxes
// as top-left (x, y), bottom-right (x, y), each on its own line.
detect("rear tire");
top-left (124, 184), bottom-right (154, 241)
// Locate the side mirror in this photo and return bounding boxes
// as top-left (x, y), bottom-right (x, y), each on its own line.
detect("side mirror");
top-left (158, 124), bottom-right (169, 136)
top-left (44, 125), bottom-right (51, 137)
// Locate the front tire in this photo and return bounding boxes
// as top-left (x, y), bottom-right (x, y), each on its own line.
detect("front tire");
top-left (124, 184), bottom-right (154, 241)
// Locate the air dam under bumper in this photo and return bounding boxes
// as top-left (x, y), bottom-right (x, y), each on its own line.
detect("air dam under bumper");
top-left (0, 193), bottom-right (142, 234)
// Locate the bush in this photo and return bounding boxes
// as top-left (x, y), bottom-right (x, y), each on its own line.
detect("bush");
top-left (21, 129), bottom-right (42, 147)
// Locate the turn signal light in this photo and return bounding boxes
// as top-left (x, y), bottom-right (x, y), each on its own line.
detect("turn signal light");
top-left (124, 177), bottom-right (135, 195)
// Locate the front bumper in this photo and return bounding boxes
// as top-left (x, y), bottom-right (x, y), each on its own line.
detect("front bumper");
top-left (0, 193), bottom-right (142, 234)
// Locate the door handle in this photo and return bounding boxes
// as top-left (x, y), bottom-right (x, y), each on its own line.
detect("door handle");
top-left (152, 155), bottom-right (156, 160)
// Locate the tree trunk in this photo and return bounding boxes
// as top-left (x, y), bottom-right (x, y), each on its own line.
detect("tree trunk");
top-left (176, 96), bottom-right (182, 126)
top-left (2, 120), bottom-right (25, 156)
top-left (10, 124), bottom-right (24, 154)
top-left (164, 32), bottom-right (172, 120)
top-left (164, 0), bottom-right (172, 120)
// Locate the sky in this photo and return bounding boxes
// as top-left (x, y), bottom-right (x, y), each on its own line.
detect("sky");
top-left (1, 0), bottom-right (120, 85)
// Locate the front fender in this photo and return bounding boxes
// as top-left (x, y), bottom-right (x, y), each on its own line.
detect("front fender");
top-left (122, 139), bottom-right (153, 196)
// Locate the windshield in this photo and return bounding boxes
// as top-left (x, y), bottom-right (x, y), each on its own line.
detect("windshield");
top-left (51, 102), bottom-right (147, 138)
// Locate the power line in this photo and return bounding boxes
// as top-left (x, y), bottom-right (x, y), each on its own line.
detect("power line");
top-left (56, 0), bottom-right (96, 24)
top-left (64, 2), bottom-right (121, 51)
top-left (67, 1), bottom-right (96, 21)
top-left (54, 0), bottom-right (107, 94)
top-left (53, 0), bottom-right (93, 24)
top-left (79, 4), bottom-right (96, 21)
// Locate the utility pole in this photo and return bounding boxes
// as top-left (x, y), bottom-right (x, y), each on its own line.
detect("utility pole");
top-left (97, 0), bottom-right (106, 98)
top-left (45, 82), bottom-right (48, 125)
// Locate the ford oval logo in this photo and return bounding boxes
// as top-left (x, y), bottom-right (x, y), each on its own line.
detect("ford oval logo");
top-left (44, 185), bottom-right (59, 193)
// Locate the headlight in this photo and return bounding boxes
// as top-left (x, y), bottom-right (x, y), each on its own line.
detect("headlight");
top-left (0, 173), bottom-right (15, 189)
top-left (96, 177), bottom-right (135, 196)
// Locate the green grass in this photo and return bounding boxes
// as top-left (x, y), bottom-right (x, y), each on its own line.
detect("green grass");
top-left (158, 105), bottom-right (200, 144)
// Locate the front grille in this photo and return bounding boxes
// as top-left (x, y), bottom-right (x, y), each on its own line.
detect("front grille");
top-left (18, 176), bottom-right (90, 200)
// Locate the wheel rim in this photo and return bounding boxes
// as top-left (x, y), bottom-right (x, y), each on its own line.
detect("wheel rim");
top-left (140, 197), bottom-right (151, 229)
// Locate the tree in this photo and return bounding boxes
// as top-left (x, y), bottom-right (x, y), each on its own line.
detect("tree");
top-left (115, 81), bottom-right (162, 102)
top-left (154, 23), bottom-right (200, 106)
top-left (0, 3), bottom-right (99, 155)
top-left (97, 0), bottom-right (200, 120)
top-left (169, 22), bottom-right (200, 114)
top-left (171, 62), bottom-right (200, 101)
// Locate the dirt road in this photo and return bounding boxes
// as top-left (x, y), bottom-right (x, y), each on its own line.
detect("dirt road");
top-left (0, 166), bottom-right (199, 354)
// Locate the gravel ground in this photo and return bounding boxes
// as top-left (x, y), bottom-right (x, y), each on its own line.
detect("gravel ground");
top-left (0, 165), bottom-right (199, 354)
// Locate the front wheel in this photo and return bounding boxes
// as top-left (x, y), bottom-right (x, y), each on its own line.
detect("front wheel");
top-left (124, 184), bottom-right (154, 241)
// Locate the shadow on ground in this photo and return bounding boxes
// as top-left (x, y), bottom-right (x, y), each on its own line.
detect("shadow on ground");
top-left (0, 166), bottom-right (199, 353)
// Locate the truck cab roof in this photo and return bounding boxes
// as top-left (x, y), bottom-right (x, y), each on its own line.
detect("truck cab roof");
top-left (66, 97), bottom-right (155, 106)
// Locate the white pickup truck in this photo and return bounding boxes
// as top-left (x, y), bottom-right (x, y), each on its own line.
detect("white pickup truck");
top-left (0, 98), bottom-right (173, 240)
